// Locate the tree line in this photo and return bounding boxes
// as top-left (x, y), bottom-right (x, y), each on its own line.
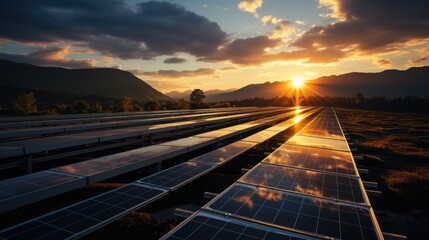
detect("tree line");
top-left (5, 90), bottom-right (428, 116)
top-left (5, 89), bottom-right (220, 116)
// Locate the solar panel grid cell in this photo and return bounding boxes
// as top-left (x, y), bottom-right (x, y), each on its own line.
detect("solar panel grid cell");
top-left (298, 114), bottom-right (344, 140)
top-left (189, 141), bottom-right (257, 166)
top-left (162, 212), bottom-right (316, 240)
top-left (286, 135), bottom-right (350, 152)
top-left (262, 145), bottom-right (358, 176)
top-left (239, 163), bottom-right (365, 204)
top-left (205, 184), bottom-right (377, 240)
top-left (0, 184), bottom-right (167, 240)
top-left (138, 162), bottom-right (216, 190)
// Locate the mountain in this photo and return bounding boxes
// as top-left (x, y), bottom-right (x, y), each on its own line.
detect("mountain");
top-left (165, 88), bottom-right (236, 100)
top-left (0, 60), bottom-right (170, 101)
top-left (165, 90), bottom-right (192, 99)
top-left (208, 67), bottom-right (429, 101)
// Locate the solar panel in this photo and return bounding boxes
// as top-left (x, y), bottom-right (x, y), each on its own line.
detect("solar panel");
top-left (0, 183), bottom-right (167, 240)
top-left (262, 143), bottom-right (358, 176)
top-left (160, 136), bottom-right (218, 151)
top-left (0, 147), bottom-right (24, 158)
top-left (239, 163), bottom-right (366, 204)
top-left (190, 141), bottom-right (256, 166)
top-left (297, 113), bottom-right (345, 140)
top-left (0, 170), bottom-right (86, 214)
top-left (241, 130), bottom-right (279, 143)
top-left (195, 130), bottom-right (236, 141)
top-left (286, 135), bottom-right (350, 152)
top-left (161, 211), bottom-right (318, 240)
top-left (138, 162), bottom-right (216, 191)
top-left (204, 183), bottom-right (379, 240)
top-left (53, 145), bottom-right (188, 184)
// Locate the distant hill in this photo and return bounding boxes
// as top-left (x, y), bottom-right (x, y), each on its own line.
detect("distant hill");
top-left (165, 88), bottom-right (236, 100)
top-left (209, 66), bottom-right (429, 101)
top-left (0, 60), bottom-right (170, 101)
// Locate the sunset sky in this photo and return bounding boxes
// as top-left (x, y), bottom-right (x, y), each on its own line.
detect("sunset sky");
top-left (1, 0), bottom-right (428, 93)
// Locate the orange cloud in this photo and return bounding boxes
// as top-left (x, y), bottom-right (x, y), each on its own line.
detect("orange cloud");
top-left (238, 0), bottom-right (263, 17)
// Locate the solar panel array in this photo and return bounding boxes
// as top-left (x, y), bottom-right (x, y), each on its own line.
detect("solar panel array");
top-left (0, 107), bottom-right (321, 239)
top-left (162, 108), bottom-right (383, 240)
top-left (0, 107), bottom-right (288, 159)
top-left (0, 108), bottom-right (262, 139)
top-left (0, 108), bottom-right (306, 214)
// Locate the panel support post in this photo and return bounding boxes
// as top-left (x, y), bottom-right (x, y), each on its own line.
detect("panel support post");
top-left (149, 162), bottom-right (161, 174)
top-left (26, 155), bottom-right (33, 173)
top-left (149, 134), bottom-right (154, 145)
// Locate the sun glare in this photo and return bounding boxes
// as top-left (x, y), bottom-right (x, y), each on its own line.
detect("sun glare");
top-left (292, 77), bottom-right (305, 88)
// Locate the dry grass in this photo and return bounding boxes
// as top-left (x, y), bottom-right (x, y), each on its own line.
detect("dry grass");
top-left (384, 167), bottom-right (429, 195)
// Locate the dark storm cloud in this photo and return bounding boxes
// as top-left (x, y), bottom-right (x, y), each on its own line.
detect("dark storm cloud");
top-left (163, 57), bottom-right (188, 64)
top-left (0, 48), bottom-right (94, 68)
top-left (292, 0), bottom-right (429, 54)
top-left (0, 0), bottom-right (227, 59)
top-left (206, 0), bottom-right (429, 66)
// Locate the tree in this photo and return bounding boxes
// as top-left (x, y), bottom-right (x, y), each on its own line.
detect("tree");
top-left (14, 92), bottom-right (37, 115)
top-left (355, 93), bottom-right (364, 105)
top-left (121, 96), bottom-right (133, 112)
top-left (73, 100), bottom-right (90, 113)
top-left (91, 102), bottom-right (103, 113)
top-left (190, 89), bottom-right (205, 109)
top-left (177, 98), bottom-right (190, 110)
top-left (144, 101), bottom-right (160, 111)
top-left (55, 104), bottom-right (71, 114)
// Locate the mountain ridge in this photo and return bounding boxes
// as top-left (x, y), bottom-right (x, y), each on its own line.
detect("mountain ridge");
top-left (208, 66), bottom-right (429, 101)
top-left (0, 60), bottom-right (170, 101)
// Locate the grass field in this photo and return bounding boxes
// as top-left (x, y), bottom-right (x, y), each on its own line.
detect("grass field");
top-left (336, 108), bottom-right (429, 239)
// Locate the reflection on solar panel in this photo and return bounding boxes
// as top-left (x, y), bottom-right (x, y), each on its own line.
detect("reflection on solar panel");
top-left (0, 170), bottom-right (86, 213)
top-left (160, 136), bottom-right (218, 151)
top-left (189, 141), bottom-right (257, 166)
top-left (205, 183), bottom-right (378, 240)
top-left (287, 135), bottom-right (350, 152)
top-left (0, 184), bottom-right (167, 240)
top-left (239, 163), bottom-right (365, 204)
top-left (138, 162), bottom-right (216, 191)
top-left (161, 211), bottom-right (317, 240)
top-left (263, 144), bottom-right (357, 176)
top-left (53, 145), bottom-right (188, 184)
top-left (241, 130), bottom-right (279, 143)
top-left (162, 108), bottom-right (383, 240)
top-left (298, 113), bottom-right (344, 140)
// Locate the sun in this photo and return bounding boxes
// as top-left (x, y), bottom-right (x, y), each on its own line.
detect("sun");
top-left (292, 77), bottom-right (305, 88)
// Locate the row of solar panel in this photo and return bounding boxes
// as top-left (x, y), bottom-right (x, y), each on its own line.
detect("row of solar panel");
top-left (162, 108), bottom-right (383, 240)
top-left (0, 107), bottom-right (321, 239)
top-left (0, 108), bottom-right (237, 129)
top-left (0, 107), bottom-right (254, 124)
top-left (0, 107), bottom-right (289, 158)
top-left (0, 108), bottom-right (316, 214)
top-left (0, 107), bottom-right (268, 139)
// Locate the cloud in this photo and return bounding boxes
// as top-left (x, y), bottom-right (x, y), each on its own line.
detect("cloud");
top-left (0, 47), bottom-right (94, 68)
top-left (374, 58), bottom-right (391, 68)
top-left (0, 1), bottom-right (227, 60)
top-left (408, 57), bottom-right (428, 65)
top-left (269, 20), bottom-right (296, 39)
top-left (163, 57), bottom-right (187, 64)
top-left (238, 0), bottom-right (263, 17)
top-left (200, 36), bottom-right (282, 65)
top-left (137, 68), bottom-right (217, 78)
top-left (293, 0), bottom-right (429, 57)
top-left (261, 15), bottom-right (280, 25)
